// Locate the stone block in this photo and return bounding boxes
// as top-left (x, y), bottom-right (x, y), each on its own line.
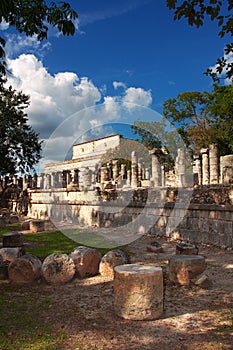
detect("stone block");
top-left (169, 255), bottom-right (206, 285)
top-left (3, 232), bottom-right (24, 247)
top-left (9, 215), bottom-right (19, 224)
top-left (99, 249), bottom-right (129, 278)
top-left (70, 246), bottom-right (102, 278)
top-left (0, 247), bottom-right (25, 262)
top-left (114, 264), bottom-right (164, 320)
top-left (42, 253), bottom-right (75, 284)
top-left (30, 220), bottom-right (45, 233)
top-left (8, 254), bottom-right (42, 284)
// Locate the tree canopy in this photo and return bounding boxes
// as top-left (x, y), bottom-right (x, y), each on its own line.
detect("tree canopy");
top-left (0, 82), bottom-right (42, 177)
top-left (166, 0), bottom-right (233, 82)
top-left (163, 84), bottom-right (233, 155)
top-left (0, 0), bottom-right (78, 76)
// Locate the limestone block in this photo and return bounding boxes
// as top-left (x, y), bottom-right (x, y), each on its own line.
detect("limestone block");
top-left (42, 253), bottom-right (75, 284)
top-left (3, 232), bottom-right (24, 247)
top-left (9, 215), bottom-right (19, 224)
top-left (0, 247), bottom-right (25, 262)
top-left (30, 220), bottom-right (45, 233)
top-left (99, 249), bottom-right (129, 278)
top-left (169, 255), bottom-right (206, 285)
top-left (114, 264), bottom-right (164, 320)
top-left (147, 242), bottom-right (164, 253)
top-left (70, 246), bottom-right (102, 278)
top-left (176, 243), bottom-right (198, 255)
top-left (21, 220), bottom-right (31, 231)
top-left (8, 254), bottom-right (42, 284)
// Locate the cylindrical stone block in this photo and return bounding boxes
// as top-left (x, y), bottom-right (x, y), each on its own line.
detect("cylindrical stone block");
top-left (209, 144), bottom-right (219, 184)
top-left (169, 255), bottom-right (206, 285)
top-left (30, 220), bottom-right (45, 233)
top-left (114, 264), bottom-right (163, 320)
top-left (3, 232), bottom-right (23, 247)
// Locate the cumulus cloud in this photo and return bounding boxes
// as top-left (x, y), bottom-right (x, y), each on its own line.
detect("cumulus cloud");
top-left (122, 87), bottom-right (152, 109)
top-left (113, 81), bottom-right (127, 90)
top-left (209, 50), bottom-right (233, 85)
top-left (5, 34), bottom-right (51, 58)
top-left (0, 19), bottom-right (9, 30)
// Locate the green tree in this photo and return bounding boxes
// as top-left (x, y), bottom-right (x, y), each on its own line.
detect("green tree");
top-left (0, 0), bottom-right (78, 76)
top-left (163, 85), bottom-right (233, 155)
top-left (0, 82), bottom-right (42, 179)
top-left (166, 0), bottom-right (233, 82)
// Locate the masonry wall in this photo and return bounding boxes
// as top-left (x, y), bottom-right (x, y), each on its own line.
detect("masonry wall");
top-left (27, 186), bottom-right (233, 249)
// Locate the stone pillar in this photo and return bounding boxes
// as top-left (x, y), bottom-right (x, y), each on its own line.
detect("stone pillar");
top-left (126, 170), bottom-right (131, 187)
top-left (161, 165), bottom-right (165, 187)
top-left (149, 148), bottom-right (161, 187)
top-left (57, 172), bottom-right (63, 188)
top-left (112, 160), bottom-right (119, 181)
top-left (23, 175), bottom-right (27, 190)
top-left (209, 144), bottom-right (219, 184)
top-left (100, 166), bottom-right (109, 183)
top-left (13, 175), bottom-right (18, 186)
top-left (37, 174), bottom-right (44, 189)
top-left (131, 151), bottom-right (138, 188)
top-left (145, 168), bottom-right (150, 180)
top-left (44, 174), bottom-right (51, 189)
top-left (66, 171), bottom-right (72, 186)
top-left (120, 164), bottom-right (126, 180)
top-left (200, 148), bottom-right (209, 185)
top-left (32, 174), bottom-right (37, 188)
top-left (220, 155), bottom-right (233, 184)
top-left (138, 160), bottom-right (143, 183)
top-left (193, 155), bottom-right (202, 185)
top-left (175, 148), bottom-right (186, 186)
top-left (107, 162), bottom-right (113, 180)
top-left (114, 264), bottom-right (164, 320)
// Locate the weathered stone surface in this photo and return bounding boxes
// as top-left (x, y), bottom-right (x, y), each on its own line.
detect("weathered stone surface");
top-left (3, 232), bottom-right (24, 247)
top-left (0, 217), bottom-right (6, 228)
top-left (176, 242), bottom-right (198, 255)
top-left (8, 254), bottom-right (42, 284)
top-left (9, 215), bottom-right (19, 224)
top-left (30, 220), bottom-right (45, 233)
top-left (169, 255), bottom-right (206, 285)
top-left (99, 249), bottom-right (129, 278)
top-left (70, 246), bottom-right (102, 278)
top-left (114, 264), bottom-right (164, 320)
top-left (195, 274), bottom-right (213, 289)
top-left (0, 261), bottom-right (9, 280)
top-left (42, 253), bottom-right (75, 284)
top-left (0, 247), bottom-right (25, 262)
top-left (147, 241), bottom-right (164, 253)
top-left (21, 220), bottom-right (31, 231)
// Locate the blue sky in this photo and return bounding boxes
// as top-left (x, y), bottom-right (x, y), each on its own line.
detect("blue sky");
top-left (1, 0), bottom-right (231, 167)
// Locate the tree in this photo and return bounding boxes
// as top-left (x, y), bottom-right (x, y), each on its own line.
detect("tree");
top-left (163, 85), bottom-right (233, 155)
top-left (0, 82), bottom-right (42, 179)
top-left (0, 0), bottom-right (78, 76)
top-left (166, 0), bottom-right (233, 82)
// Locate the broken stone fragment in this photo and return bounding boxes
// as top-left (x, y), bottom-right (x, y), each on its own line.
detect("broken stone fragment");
top-left (147, 241), bottom-right (164, 253)
top-left (195, 274), bottom-right (213, 289)
top-left (70, 246), bottom-right (102, 278)
top-left (176, 242), bottom-right (198, 255)
top-left (99, 249), bottom-right (130, 278)
top-left (0, 247), bottom-right (25, 263)
top-left (8, 254), bottom-right (42, 284)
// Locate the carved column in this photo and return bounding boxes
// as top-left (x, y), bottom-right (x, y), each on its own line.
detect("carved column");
top-left (200, 148), bottom-right (209, 185)
top-left (120, 164), bottom-right (126, 180)
top-left (193, 155), bottom-right (202, 185)
top-left (175, 148), bottom-right (186, 186)
top-left (149, 148), bottom-right (161, 187)
top-left (209, 144), bottom-right (219, 184)
top-left (112, 160), bottom-right (119, 181)
top-left (131, 151), bottom-right (138, 188)
top-left (100, 166), bottom-right (109, 183)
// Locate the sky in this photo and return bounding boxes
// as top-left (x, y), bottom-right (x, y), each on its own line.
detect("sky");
top-left (1, 0), bottom-right (231, 169)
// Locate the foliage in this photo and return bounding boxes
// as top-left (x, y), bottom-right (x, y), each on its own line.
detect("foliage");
top-left (0, 82), bottom-right (42, 179)
top-left (166, 0), bottom-right (233, 82)
top-left (0, 0), bottom-right (78, 76)
top-left (163, 85), bottom-right (233, 155)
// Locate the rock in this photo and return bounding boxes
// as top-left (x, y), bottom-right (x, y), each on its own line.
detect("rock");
top-left (0, 247), bottom-right (25, 263)
top-left (42, 253), bottom-right (75, 284)
top-left (169, 255), bottom-right (206, 286)
top-left (8, 254), bottom-right (42, 284)
top-left (21, 220), bottom-right (31, 231)
top-left (0, 261), bottom-right (9, 280)
top-left (195, 274), bottom-right (213, 289)
top-left (176, 242), bottom-right (198, 255)
top-left (147, 241), bottom-right (164, 253)
top-left (99, 249), bottom-right (130, 278)
top-left (3, 232), bottom-right (24, 247)
top-left (9, 215), bottom-right (19, 224)
top-left (70, 246), bottom-right (102, 278)
top-left (30, 220), bottom-right (45, 233)
top-left (114, 264), bottom-right (164, 320)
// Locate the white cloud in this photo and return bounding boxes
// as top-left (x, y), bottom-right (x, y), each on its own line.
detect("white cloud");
top-left (5, 34), bottom-right (51, 58)
top-left (123, 87), bottom-right (152, 109)
top-left (0, 19), bottom-right (9, 30)
top-left (113, 81), bottom-right (127, 90)
top-left (209, 50), bottom-right (233, 85)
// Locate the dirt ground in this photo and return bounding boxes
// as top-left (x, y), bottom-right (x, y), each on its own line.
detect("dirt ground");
top-left (2, 234), bottom-right (233, 350)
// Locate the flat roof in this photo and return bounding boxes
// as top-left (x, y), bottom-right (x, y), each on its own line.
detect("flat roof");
top-left (73, 134), bottom-right (122, 147)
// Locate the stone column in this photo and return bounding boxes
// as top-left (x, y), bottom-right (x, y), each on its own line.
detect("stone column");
top-left (145, 168), bottom-right (150, 180)
top-left (175, 148), bottom-right (186, 186)
top-left (131, 151), bottom-right (138, 188)
top-left (200, 148), bottom-right (209, 185)
top-left (66, 171), bottom-right (72, 186)
top-left (161, 165), bottom-right (165, 187)
top-left (32, 174), bottom-right (37, 188)
top-left (112, 160), bottom-right (119, 181)
top-left (37, 174), bottom-right (44, 189)
top-left (126, 170), bottom-right (131, 187)
top-left (120, 164), bottom-right (126, 180)
top-left (209, 144), bottom-right (219, 184)
top-left (56, 172), bottom-right (63, 188)
top-left (100, 166), bottom-right (109, 183)
top-left (220, 155), bottom-right (233, 184)
top-left (193, 155), bottom-right (202, 185)
top-left (107, 162), bottom-right (113, 180)
top-left (13, 175), bottom-right (18, 186)
top-left (149, 148), bottom-right (161, 187)
top-left (138, 160), bottom-right (143, 183)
